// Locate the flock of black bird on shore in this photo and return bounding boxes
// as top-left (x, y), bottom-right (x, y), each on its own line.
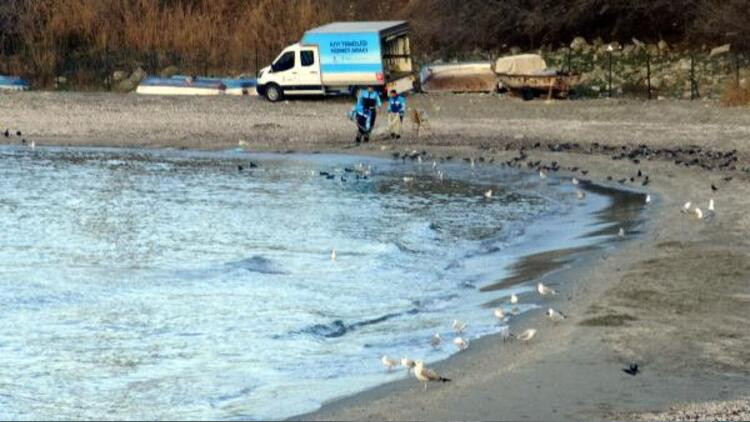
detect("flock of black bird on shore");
top-left (386, 140), bottom-right (744, 192)
top-left (4, 126), bottom-right (743, 191)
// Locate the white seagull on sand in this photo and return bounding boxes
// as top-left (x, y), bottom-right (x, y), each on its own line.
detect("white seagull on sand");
top-left (539, 170), bottom-right (547, 179)
top-left (572, 177), bottom-right (579, 185)
top-left (414, 360), bottom-right (451, 391)
top-left (693, 207), bottom-right (704, 220)
top-left (681, 201), bottom-right (692, 214)
top-left (484, 189), bottom-right (493, 199)
top-left (537, 282), bottom-right (557, 296)
top-left (509, 293), bottom-right (519, 304)
top-left (645, 194), bottom-right (651, 204)
top-left (546, 308), bottom-right (567, 322)
top-left (401, 357), bottom-right (415, 374)
top-left (517, 328), bottom-right (537, 342)
top-left (453, 336), bottom-right (469, 351)
top-left (452, 319), bottom-right (467, 334)
top-left (430, 333), bottom-right (442, 348)
top-left (381, 355), bottom-right (399, 372)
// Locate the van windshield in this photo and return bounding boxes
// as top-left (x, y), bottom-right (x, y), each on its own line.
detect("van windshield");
top-left (273, 51), bottom-right (295, 72)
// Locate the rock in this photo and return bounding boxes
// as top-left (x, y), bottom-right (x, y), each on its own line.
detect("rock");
top-left (159, 65), bottom-right (179, 78)
top-left (112, 70), bottom-right (127, 82)
top-left (128, 67), bottom-right (146, 83)
top-left (570, 36), bottom-right (588, 52)
top-left (114, 78), bottom-right (138, 93)
top-left (658, 40), bottom-right (669, 52)
top-left (709, 43), bottom-right (731, 57)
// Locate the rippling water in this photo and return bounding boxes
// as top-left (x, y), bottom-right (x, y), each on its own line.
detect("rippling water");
top-left (0, 147), bottom-right (616, 420)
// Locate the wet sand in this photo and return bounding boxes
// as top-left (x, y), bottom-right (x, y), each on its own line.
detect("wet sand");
top-left (2, 92), bottom-right (750, 420)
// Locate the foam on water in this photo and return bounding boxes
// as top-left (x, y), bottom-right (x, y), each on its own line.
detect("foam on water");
top-left (0, 147), bottom-right (615, 420)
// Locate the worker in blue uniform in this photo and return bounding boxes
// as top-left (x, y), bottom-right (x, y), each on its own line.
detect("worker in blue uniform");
top-left (387, 89), bottom-right (406, 139)
top-left (348, 102), bottom-right (373, 143)
top-left (357, 86), bottom-right (382, 130)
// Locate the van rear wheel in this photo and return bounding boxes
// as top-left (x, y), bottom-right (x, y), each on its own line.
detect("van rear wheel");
top-left (265, 84), bottom-right (283, 102)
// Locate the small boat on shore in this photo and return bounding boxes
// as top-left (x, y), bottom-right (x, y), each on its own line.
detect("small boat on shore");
top-left (136, 75), bottom-right (256, 96)
top-left (0, 75), bottom-right (30, 91)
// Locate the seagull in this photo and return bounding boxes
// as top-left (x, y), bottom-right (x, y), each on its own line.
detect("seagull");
top-left (30, 140), bottom-right (36, 150)
top-left (546, 308), bottom-right (567, 322)
top-left (708, 198), bottom-right (714, 212)
top-left (401, 357), bottom-right (415, 374)
top-left (539, 170), bottom-right (547, 179)
top-left (537, 282), bottom-right (557, 296)
top-left (517, 328), bottom-right (537, 342)
top-left (330, 249), bottom-right (336, 261)
top-left (238, 139), bottom-right (249, 148)
top-left (453, 336), bottom-right (469, 351)
top-left (645, 194), bottom-right (651, 204)
top-left (452, 319), bottom-right (467, 334)
top-left (430, 333), bottom-right (442, 348)
top-left (572, 177), bottom-right (579, 185)
top-left (693, 207), bottom-right (704, 220)
top-left (681, 201), bottom-right (692, 214)
top-left (576, 190), bottom-right (586, 200)
top-left (484, 189), bottom-right (493, 199)
top-left (381, 355), bottom-right (399, 372)
top-left (493, 307), bottom-right (505, 321)
top-left (618, 227), bottom-right (625, 238)
top-left (403, 176), bottom-right (414, 183)
top-left (414, 360), bottom-right (451, 391)
top-left (509, 293), bottom-right (519, 304)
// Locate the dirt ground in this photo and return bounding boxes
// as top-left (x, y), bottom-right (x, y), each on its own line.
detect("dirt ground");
top-left (2, 91), bottom-right (750, 420)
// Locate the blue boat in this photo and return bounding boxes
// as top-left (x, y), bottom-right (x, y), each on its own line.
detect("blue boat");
top-left (0, 75), bottom-right (30, 91)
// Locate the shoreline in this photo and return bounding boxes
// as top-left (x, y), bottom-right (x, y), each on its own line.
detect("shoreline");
top-left (3, 92), bottom-right (750, 420)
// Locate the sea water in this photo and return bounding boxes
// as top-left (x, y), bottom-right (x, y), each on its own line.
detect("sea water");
top-left (0, 147), bottom-right (619, 420)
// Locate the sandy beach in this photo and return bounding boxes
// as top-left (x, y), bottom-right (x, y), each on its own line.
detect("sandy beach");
top-left (2, 91), bottom-right (750, 420)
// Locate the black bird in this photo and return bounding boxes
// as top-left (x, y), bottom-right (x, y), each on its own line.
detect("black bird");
top-left (326, 174), bottom-right (335, 180)
top-left (637, 169), bottom-right (642, 177)
top-left (724, 176), bottom-right (733, 182)
top-left (711, 184), bottom-right (718, 191)
top-left (21, 139), bottom-right (27, 145)
top-left (237, 165), bottom-right (243, 171)
top-left (581, 170), bottom-right (589, 175)
top-left (642, 179), bottom-right (650, 186)
top-left (607, 176), bottom-right (613, 181)
top-left (344, 167), bottom-right (353, 173)
top-left (3, 129), bottom-right (8, 137)
top-left (249, 162), bottom-right (258, 168)
top-left (391, 152), bottom-right (400, 159)
top-left (16, 130), bottom-right (22, 136)
top-left (618, 178), bottom-right (627, 184)
top-left (622, 363), bottom-right (639, 376)
top-left (319, 171), bottom-right (331, 177)
top-left (630, 177), bottom-right (635, 182)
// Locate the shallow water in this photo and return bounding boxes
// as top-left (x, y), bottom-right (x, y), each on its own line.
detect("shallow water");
top-left (0, 147), bottom-right (623, 420)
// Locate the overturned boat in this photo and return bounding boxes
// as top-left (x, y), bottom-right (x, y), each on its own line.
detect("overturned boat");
top-left (0, 75), bottom-right (30, 91)
top-left (136, 75), bottom-right (256, 96)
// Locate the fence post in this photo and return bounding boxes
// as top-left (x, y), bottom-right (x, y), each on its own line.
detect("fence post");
top-left (689, 53), bottom-right (700, 100)
top-left (646, 52), bottom-right (652, 100)
top-left (735, 52), bottom-right (741, 86)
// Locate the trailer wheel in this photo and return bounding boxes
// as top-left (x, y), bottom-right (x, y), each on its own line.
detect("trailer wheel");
top-left (520, 87), bottom-right (535, 101)
top-left (265, 84), bottom-right (283, 102)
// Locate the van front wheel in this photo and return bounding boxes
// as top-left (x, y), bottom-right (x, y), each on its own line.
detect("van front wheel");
top-left (265, 84), bottom-right (283, 102)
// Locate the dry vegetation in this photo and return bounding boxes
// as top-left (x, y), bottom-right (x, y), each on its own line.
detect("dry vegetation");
top-left (0, 0), bottom-right (748, 88)
top-left (721, 81), bottom-right (750, 107)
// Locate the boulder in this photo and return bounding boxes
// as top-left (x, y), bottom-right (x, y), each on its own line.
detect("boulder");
top-left (159, 65), bottom-right (179, 78)
top-left (129, 67), bottom-right (146, 83)
top-left (112, 70), bottom-right (127, 82)
top-left (709, 43), bottom-right (731, 57)
top-left (114, 78), bottom-right (138, 93)
top-left (570, 36), bottom-right (588, 52)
